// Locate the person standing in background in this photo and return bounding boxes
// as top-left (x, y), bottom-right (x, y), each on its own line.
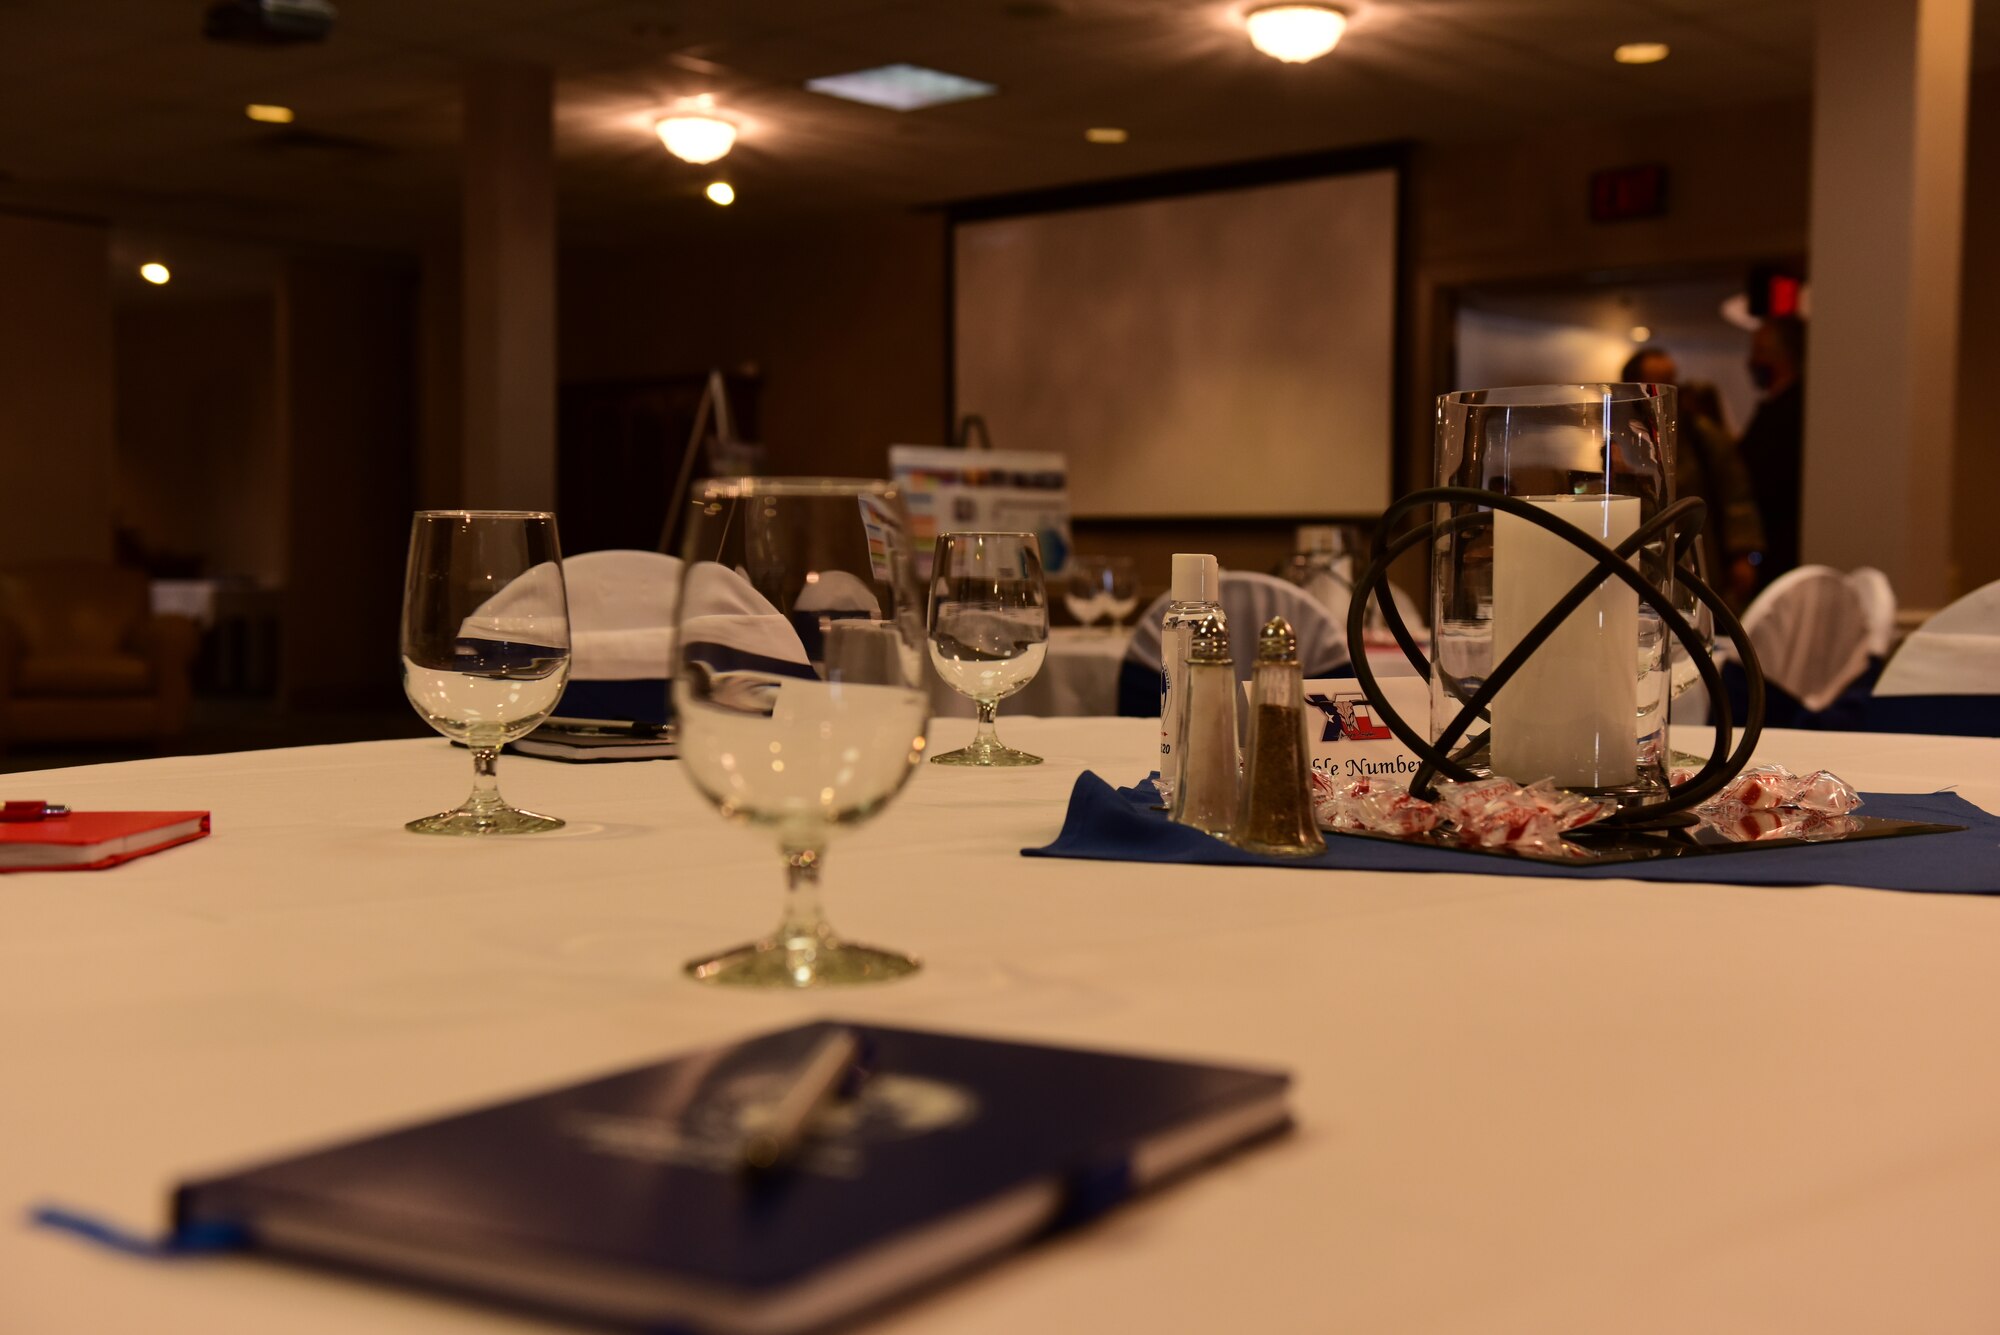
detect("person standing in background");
top-left (1677, 377), bottom-right (1764, 606)
top-left (1736, 317), bottom-right (1807, 591)
top-left (1621, 347), bottom-right (1765, 606)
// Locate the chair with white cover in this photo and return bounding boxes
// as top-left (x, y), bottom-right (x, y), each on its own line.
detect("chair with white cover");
top-left (1860, 580), bottom-right (2000, 734)
top-left (1296, 559), bottom-right (1428, 651)
top-left (1724, 565), bottom-right (1873, 724)
top-left (1118, 571), bottom-right (1351, 716)
top-left (1846, 567), bottom-right (1898, 661)
top-left (517, 550), bottom-right (680, 725)
top-left (489, 551), bottom-right (812, 726)
top-left (671, 560), bottom-right (820, 720)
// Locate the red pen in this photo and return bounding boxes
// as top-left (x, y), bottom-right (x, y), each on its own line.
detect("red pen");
top-left (1, 801), bottom-right (70, 822)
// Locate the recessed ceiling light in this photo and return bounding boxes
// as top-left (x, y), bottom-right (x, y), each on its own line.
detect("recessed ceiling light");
top-left (656, 114), bottom-right (736, 164)
top-left (806, 63), bottom-right (997, 111)
top-left (245, 103), bottom-right (294, 124)
top-left (1629, 325), bottom-right (1652, 342)
top-left (139, 262), bottom-right (171, 285)
top-left (1614, 42), bottom-right (1669, 64)
top-left (706, 181), bottom-right (735, 206)
top-left (1245, 4), bottom-right (1348, 63)
top-left (1085, 127), bottom-right (1128, 144)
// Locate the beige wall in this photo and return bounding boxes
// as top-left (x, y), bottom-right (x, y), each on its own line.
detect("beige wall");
top-left (0, 212), bottom-right (115, 566)
top-left (559, 212), bottom-right (947, 478)
top-left (114, 297), bottom-right (284, 582)
top-left (559, 106), bottom-right (1815, 601)
top-left (1953, 70), bottom-right (2000, 595)
top-left (1406, 100), bottom-right (1812, 496)
top-left (558, 88), bottom-right (2000, 608)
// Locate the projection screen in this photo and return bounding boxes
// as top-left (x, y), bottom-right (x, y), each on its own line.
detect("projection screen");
top-left (952, 166), bottom-right (1398, 518)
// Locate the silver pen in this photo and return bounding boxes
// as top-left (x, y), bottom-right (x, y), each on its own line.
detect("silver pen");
top-left (739, 1027), bottom-right (864, 1174)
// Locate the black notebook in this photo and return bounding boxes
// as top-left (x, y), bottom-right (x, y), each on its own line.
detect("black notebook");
top-left (174, 1022), bottom-right (1291, 1333)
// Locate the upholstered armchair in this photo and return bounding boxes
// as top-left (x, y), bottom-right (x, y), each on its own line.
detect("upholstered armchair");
top-left (0, 563), bottom-right (199, 750)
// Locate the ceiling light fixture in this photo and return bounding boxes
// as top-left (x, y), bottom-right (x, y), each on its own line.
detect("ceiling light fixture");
top-left (706, 181), bottom-right (735, 206)
top-left (656, 114), bottom-right (736, 164)
top-left (1245, 4), bottom-right (1348, 63)
top-left (139, 262), bottom-right (171, 285)
top-left (1629, 325), bottom-right (1652, 342)
top-left (1085, 127), bottom-right (1128, 144)
top-left (245, 103), bottom-right (295, 124)
top-left (806, 63), bottom-right (997, 111)
top-left (1613, 42), bottom-right (1669, 64)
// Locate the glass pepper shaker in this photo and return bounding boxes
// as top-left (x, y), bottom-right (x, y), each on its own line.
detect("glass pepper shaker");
top-left (1236, 616), bottom-right (1326, 856)
top-left (1169, 612), bottom-right (1239, 839)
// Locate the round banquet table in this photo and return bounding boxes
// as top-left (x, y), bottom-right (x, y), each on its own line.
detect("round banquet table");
top-left (6, 719), bottom-right (2000, 1334)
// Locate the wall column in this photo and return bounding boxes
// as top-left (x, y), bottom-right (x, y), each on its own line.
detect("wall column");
top-left (461, 63), bottom-right (556, 511)
top-left (1802, 0), bottom-right (1971, 606)
top-left (0, 214), bottom-right (114, 564)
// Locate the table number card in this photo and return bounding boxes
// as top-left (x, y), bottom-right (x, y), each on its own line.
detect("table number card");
top-left (1245, 676), bottom-right (1432, 783)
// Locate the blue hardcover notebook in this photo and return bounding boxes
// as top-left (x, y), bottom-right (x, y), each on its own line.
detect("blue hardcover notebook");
top-left (172, 1022), bottom-right (1291, 1333)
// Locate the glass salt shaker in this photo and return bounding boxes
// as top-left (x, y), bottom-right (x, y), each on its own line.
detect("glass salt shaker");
top-left (1169, 612), bottom-right (1239, 839)
top-left (1236, 616), bottom-right (1326, 857)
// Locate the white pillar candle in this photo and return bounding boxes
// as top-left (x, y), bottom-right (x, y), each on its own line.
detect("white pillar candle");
top-left (1489, 495), bottom-right (1640, 789)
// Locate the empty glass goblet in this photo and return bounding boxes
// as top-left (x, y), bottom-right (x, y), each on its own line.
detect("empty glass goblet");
top-left (673, 478), bottom-right (930, 987)
top-left (928, 531), bottom-right (1048, 767)
top-left (401, 510), bottom-right (571, 834)
top-left (1100, 555), bottom-right (1138, 630)
top-left (1064, 556), bottom-right (1138, 632)
top-left (1064, 557), bottom-right (1110, 630)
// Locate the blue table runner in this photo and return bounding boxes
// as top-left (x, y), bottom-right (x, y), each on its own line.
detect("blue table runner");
top-left (1023, 772), bottom-right (2000, 895)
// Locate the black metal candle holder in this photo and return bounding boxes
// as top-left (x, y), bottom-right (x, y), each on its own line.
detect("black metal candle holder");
top-left (1346, 488), bottom-right (1767, 828)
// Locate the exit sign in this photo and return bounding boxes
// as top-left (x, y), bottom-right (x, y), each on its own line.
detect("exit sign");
top-left (1589, 164), bottom-right (1669, 222)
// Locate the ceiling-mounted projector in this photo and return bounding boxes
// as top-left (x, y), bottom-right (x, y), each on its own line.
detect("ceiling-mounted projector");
top-left (203, 0), bottom-right (337, 45)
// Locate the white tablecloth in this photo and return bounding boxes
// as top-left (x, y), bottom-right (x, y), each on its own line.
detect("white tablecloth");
top-left (6, 722), bottom-right (2000, 1333)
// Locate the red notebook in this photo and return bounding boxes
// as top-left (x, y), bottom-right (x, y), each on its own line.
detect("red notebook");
top-left (0, 811), bottom-right (210, 872)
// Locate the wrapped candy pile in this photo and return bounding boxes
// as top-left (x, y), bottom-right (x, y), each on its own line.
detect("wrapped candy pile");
top-left (1310, 772), bottom-right (1440, 839)
top-left (1310, 771), bottom-right (1612, 857)
top-left (1694, 764), bottom-right (1863, 842)
top-left (1309, 762), bottom-right (1866, 856)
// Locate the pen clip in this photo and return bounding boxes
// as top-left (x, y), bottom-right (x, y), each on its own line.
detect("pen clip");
top-left (1, 801), bottom-right (68, 823)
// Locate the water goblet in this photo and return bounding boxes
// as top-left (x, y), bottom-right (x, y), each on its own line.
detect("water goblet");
top-left (401, 510), bottom-right (571, 834)
top-left (673, 478), bottom-right (930, 987)
top-left (1100, 555), bottom-right (1138, 631)
top-left (1063, 556), bottom-right (1110, 630)
top-left (927, 532), bottom-right (1049, 767)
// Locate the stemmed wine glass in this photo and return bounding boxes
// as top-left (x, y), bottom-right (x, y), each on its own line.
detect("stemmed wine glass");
top-left (1063, 556), bottom-right (1110, 630)
top-left (401, 510), bottom-right (571, 834)
top-left (1066, 556), bottom-right (1137, 632)
top-left (928, 531), bottom-right (1048, 766)
top-left (672, 478), bottom-right (931, 987)
top-left (1099, 556), bottom-right (1137, 631)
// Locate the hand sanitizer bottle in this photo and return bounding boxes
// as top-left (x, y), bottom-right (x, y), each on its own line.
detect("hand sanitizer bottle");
top-left (1157, 554), bottom-right (1222, 809)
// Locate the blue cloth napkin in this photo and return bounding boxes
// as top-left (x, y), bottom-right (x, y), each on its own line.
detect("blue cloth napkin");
top-left (1022, 771), bottom-right (2000, 894)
